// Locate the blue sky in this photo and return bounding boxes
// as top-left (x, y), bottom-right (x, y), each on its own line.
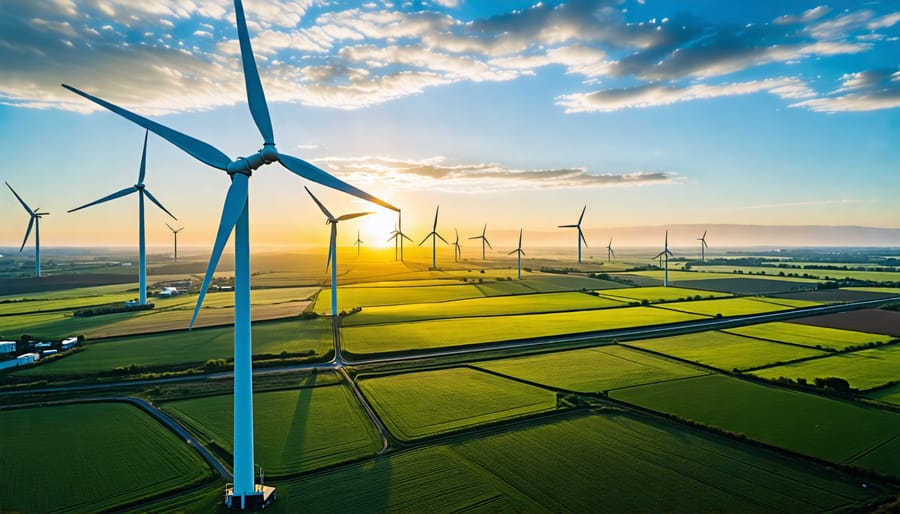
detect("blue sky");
top-left (0, 0), bottom-right (898, 250)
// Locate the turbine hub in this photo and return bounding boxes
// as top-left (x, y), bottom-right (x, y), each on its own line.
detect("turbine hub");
top-left (135, 184), bottom-right (145, 190)
top-left (260, 144), bottom-right (278, 164)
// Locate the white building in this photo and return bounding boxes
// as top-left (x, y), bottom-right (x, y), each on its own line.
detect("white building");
top-left (17, 353), bottom-right (40, 365)
top-left (0, 341), bottom-right (16, 354)
top-left (60, 337), bottom-right (78, 350)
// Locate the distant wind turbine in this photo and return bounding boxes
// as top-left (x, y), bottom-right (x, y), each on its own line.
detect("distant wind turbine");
top-left (69, 131), bottom-right (176, 305)
top-left (559, 205), bottom-right (588, 263)
top-left (306, 187), bottom-right (372, 317)
top-left (698, 229), bottom-right (709, 262)
top-left (355, 229), bottom-right (364, 256)
top-left (62, 0), bottom-right (398, 507)
top-left (606, 238), bottom-right (615, 263)
top-left (453, 228), bottom-right (462, 262)
top-left (387, 220), bottom-right (412, 261)
top-left (508, 228), bottom-right (525, 280)
top-left (653, 230), bottom-right (674, 287)
top-left (6, 182), bottom-right (49, 278)
top-left (167, 223), bottom-right (184, 261)
top-left (468, 224), bottom-right (492, 260)
top-left (419, 206), bottom-right (448, 269)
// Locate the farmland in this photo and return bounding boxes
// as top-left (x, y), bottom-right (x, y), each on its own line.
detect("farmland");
top-left (0, 402), bottom-right (211, 513)
top-left (357, 367), bottom-right (557, 440)
top-left (752, 344), bottom-right (900, 390)
top-left (791, 308), bottom-right (900, 337)
top-left (475, 345), bottom-right (707, 392)
top-left (315, 283), bottom-right (485, 312)
top-left (162, 377), bottom-right (382, 476)
top-left (867, 383), bottom-right (900, 406)
top-left (724, 321), bottom-right (891, 350)
top-left (654, 296), bottom-right (818, 317)
top-left (597, 286), bottom-right (730, 303)
top-left (626, 331), bottom-right (827, 371)
top-left (621, 269), bottom-right (821, 284)
top-left (692, 265), bottom-right (900, 283)
top-left (611, 374), bottom-right (900, 476)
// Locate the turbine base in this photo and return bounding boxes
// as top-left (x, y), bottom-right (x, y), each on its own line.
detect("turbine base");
top-left (225, 484), bottom-right (276, 510)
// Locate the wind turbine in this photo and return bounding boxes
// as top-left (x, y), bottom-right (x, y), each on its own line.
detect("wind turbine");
top-left (62, 0), bottom-right (398, 508)
top-left (453, 228), bottom-right (462, 262)
top-left (69, 131), bottom-right (176, 305)
top-left (419, 206), bottom-right (447, 269)
top-left (306, 187), bottom-right (372, 317)
top-left (397, 210), bottom-right (412, 261)
top-left (6, 182), bottom-right (48, 278)
top-left (698, 229), bottom-right (709, 262)
top-left (354, 229), bottom-right (364, 256)
top-left (559, 205), bottom-right (588, 263)
top-left (653, 230), bottom-right (674, 287)
top-left (167, 223), bottom-right (184, 261)
top-left (508, 228), bottom-right (525, 280)
top-left (606, 238), bottom-right (615, 263)
top-left (468, 224), bottom-right (492, 260)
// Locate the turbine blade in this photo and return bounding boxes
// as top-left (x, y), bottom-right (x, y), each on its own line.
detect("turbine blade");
top-left (326, 225), bottom-right (335, 272)
top-left (304, 186), bottom-right (334, 220)
top-left (419, 234), bottom-right (432, 246)
top-left (233, 0), bottom-right (274, 145)
top-left (579, 229), bottom-right (588, 248)
top-left (518, 228), bottom-right (523, 247)
top-left (137, 130), bottom-right (148, 185)
top-left (143, 189), bottom-right (177, 220)
top-left (521, 249), bottom-right (526, 256)
top-left (481, 224), bottom-right (487, 236)
top-left (558, 224), bottom-right (577, 228)
top-left (61, 84), bottom-right (231, 170)
top-left (279, 153), bottom-right (398, 212)
top-left (652, 250), bottom-right (665, 259)
top-left (611, 249), bottom-right (616, 258)
top-left (20, 216), bottom-right (35, 252)
top-left (401, 233), bottom-right (413, 242)
top-left (336, 211), bottom-right (374, 222)
top-left (433, 206), bottom-right (440, 231)
top-left (508, 249), bottom-right (516, 255)
top-left (68, 186), bottom-right (137, 213)
top-left (702, 229), bottom-right (707, 238)
top-left (436, 233), bottom-right (449, 245)
top-left (578, 205), bottom-right (586, 224)
top-left (468, 236), bottom-right (480, 240)
top-left (484, 238), bottom-right (492, 249)
top-left (166, 223), bottom-right (175, 232)
top-left (5, 182), bottom-right (34, 215)
top-left (190, 173), bottom-right (249, 329)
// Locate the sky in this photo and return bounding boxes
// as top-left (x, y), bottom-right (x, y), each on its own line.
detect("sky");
top-left (1, 0), bottom-right (898, 253)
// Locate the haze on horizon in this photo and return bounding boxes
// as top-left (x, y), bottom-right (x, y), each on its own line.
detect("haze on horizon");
top-left (1, 0), bottom-right (898, 252)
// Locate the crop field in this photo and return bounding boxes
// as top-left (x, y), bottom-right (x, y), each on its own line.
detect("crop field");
top-left (358, 367), bottom-right (557, 440)
top-left (692, 265), bottom-right (900, 283)
top-left (11, 317), bottom-right (332, 377)
top-left (724, 321), bottom-right (891, 350)
top-left (752, 344), bottom-right (900, 390)
top-left (625, 331), bottom-right (826, 371)
top-left (475, 345), bottom-right (707, 392)
top-left (611, 374), bottom-right (900, 476)
top-left (162, 377), bottom-right (382, 476)
top-left (473, 280), bottom-right (538, 295)
top-left (791, 308), bottom-right (900, 337)
top-left (0, 402), bottom-right (211, 513)
top-left (341, 306), bottom-right (704, 355)
top-left (597, 286), bottom-right (730, 303)
top-left (315, 283), bottom-right (485, 312)
top-left (867, 383), bottom-right (900, 405)
top-left (768, 288), bottom-right (899, 304)
top-left (623, 269), bottom-right (820, 284)
top-left (514, 274), bottom-right (625, 292)
top-left (674, 277), bottom-right (817, 295)
top-left (654, 296), bottom-right (817, 317)
top-left (342, 292), bottom-right (627, 326)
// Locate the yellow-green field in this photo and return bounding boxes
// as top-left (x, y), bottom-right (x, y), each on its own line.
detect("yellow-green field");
top-left (597, 286), bottom-right (730, 303)
top-left (692, 265), bottom-right (900, 283)
top-left (724, 322), bottom-right (891, 350)
top-left (655, 297), bottom-right (818, 317)
top-left (752, 344), bottom-right (900, 390)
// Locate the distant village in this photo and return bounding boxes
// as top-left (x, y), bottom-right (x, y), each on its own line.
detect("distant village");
top-left (0, 336), bottom-right (80, 371)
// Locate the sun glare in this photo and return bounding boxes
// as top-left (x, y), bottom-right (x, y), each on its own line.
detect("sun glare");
top-left (358, 210), bottom-right (397, 248)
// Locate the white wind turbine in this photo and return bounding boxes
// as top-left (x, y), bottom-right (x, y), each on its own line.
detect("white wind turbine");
top-left (69, 131), bottom-right (176, 305)
top-left (306, 187), bottom-right (372, 317)
top-left (419, 205), bottom-right (448, 269)
top-left (6, 182), bottom-right (49, 278)
top-left (62, 0), bottom-right (398, 508)
top-left (166, 223), bottom-right (184, 261)
top-left (606, 238), bottom-right (615, 263)
top-left (453, 228), bottom-right (462, 262)
top-left (468, 224), bottom-right (492, 260)
top-left (559, 205), bottom-right (588, 263)
top-left (653, 230), bottom-right (674, 287)
top-left (354, 229), bottom-right (364, 256)
top-left (387, 212), bottom-right (412, 261)
top-left (698, 229), bottom-right (709, 262)
top-left (508, 228), bottom-right (525, 280)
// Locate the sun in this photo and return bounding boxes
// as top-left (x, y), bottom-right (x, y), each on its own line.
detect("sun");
top-left (357, 210), bottom-right (398, 248)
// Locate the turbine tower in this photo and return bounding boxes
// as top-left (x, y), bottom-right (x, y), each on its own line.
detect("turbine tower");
top-left (69, 131), bottom-right (176, 305)
top-left (468, 224), bottom-right (492, 260)
top-left (559, 205), bottom-right (588, 263)
top-left (167, 223), bottom-right (184, 261)
top-left (6, 182), bottom-right (48, 278)
top-left (354, 229), bottom-right (364, 256)
top-left (63, 0), bottom-right (398, 508)
top-left (606, 238), bottom-right (615, 263)
top-left (306, 187), bottom-right (372, 317)
top-left (419, 205), bottom-right (447, 269)
top-left (453, 228), bottom-right (462, 262)
top-left (653, 230), bottom-right (674, 287)
top-left (698, 229), bottom-right (709, 262)
top-left (508, 228), bottom-right (525, 280)
top-left (397, 210), bottom-right (412, 261)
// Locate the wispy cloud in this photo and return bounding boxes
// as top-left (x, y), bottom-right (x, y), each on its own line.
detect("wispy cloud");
top-left (790, 69), bottom-right (900, 112)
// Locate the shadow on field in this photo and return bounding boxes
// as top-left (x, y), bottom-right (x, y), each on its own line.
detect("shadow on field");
top-left (284, 373), bottom-right (317, 463)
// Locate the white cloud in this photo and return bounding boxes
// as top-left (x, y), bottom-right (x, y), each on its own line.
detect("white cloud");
top-left (790, 69), bottom-right (900, 112)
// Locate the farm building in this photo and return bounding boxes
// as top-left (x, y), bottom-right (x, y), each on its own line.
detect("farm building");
top-left (60, 337), bottom-right (78, 350)
top-left (158, 287), bottom-right (180, 297)
top-left (17, 353), bottom-right (40, 365)
top-left (0, 341), bottom-right (16, 354)
top-left (41, 349), bottom-right (58, 357)
top-left (34, 342), bottom-right (53, 349)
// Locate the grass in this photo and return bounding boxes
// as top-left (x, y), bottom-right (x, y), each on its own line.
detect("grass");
top-left (626, 331), bottom-right (827, 371)
top-left (724, 321), bottom-right (892, 350)
top-left (343, 291), bottom-right (626, 326)
top-left (867, 383), bottom-right (900, 406)
top-left (341, 306), bottom-right (704, 356)
top-left (655, 297), bottom-right (816, 317)
top-left (315, 283), bottom-right (485, 312)
top-left (611, 374), bottom-right (900, 476)
top-left (624, 269), bottom-right (821, 284)
top-left (162, 375), bottom-right (382, 477)
top-left (692, 265), bottom-right (900, 283)
top-left (597, 286), bottom-right (730, 303)
top-left (475, 345), bottom-right (707, 392)
top-left (0, 402), bottom-right (211, 513)
top-left (11, 317), bottom-right (332, 377)
top-left (358, 367), bottom-right (557, 440)
top-left (752, 344), bottom-right (900, 390)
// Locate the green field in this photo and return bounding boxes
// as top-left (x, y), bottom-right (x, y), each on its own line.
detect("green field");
top-left (725, 321), bottom-right (892, 350)
top-left (11, 317), bottom-right (332, 377)
top-left (753, 344), bottom-right (900, 390)
top-left (358, 367), bottom-right (557, 440)
top-left (627, 331), bottom-right (827, 371)
top-left (262, 412), bottom-right (888, 513)
top-left (693, 265), bottom-right (900, 283)
top-left (315, 283), bottom-right (485, 312)
top-left (0, 402), bottom-right (211, 512)
top-left (341, 306), bottom-right (704, 356)
top-left (656, 297), bottom-right (817, 317)
top-left (598, 286), bottom-right (730, 303)
top-left (623, 269), bottom-right (820, 284)
top-left (867, 383), bottom-right (900, 405)
top-left (476, 345), bottom-right (707, 392)
top-left (343, 291), bottom-right (626, 326)
top-left (162, 377), bottom-right (382, 476)
top-left (611, 374), bottom-right (900, 476)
